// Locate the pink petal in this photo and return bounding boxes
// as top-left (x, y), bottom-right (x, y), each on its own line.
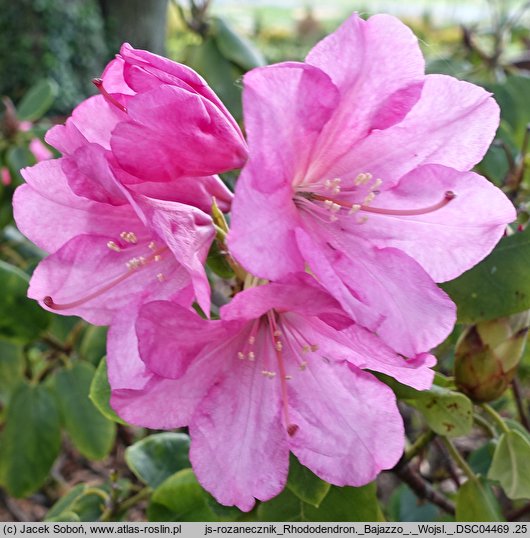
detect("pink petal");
top-left (28, 233), bottom-right (187, 325)
top-left (297, 228), bottom-right (456, 356)
top-left (138, 196), bottom-right (214, 315)
top-left (108, 298), bottom-right (220, 430)
top-left (227, 172), bottom-right (304, 279)
top-left (45, 95), bottom-right (125, 154)
top-left (221, 274), bottom-right (347, 322)
top-left (119, 43), bottom-right (241, 136)
top-left (62, 144), bottom-right (127, 205)
top-left (287, 360), bottom-right (404, 486)
top-left (353, 164), bottom-right (516, 282)
top-left (305, 13), bottom-right (424, 180)
top-left (111, 84), bottom-right (247, 182)
top-left (338, 325), bottom-right (436, 390)
top-left (118, 170), bottom-right (233, 213)
top-left (136, 301), bottom-right (235, 379)
top-left (190, 352), bottom-right (289, 511)
top-left (14, 160), bottom-right (135, 252)
top-left (328, 75), bottom-right (499, 188)
top-left (101, 56), bottom-right (135, 95)
top-left (242, 62), bottom-right (339, 192)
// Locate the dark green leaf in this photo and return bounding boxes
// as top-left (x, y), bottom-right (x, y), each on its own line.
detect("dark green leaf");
top-left (286, 454), bottom-right (330, 507)
top-left (442, 227), bottom-right (530, 323)
top-left (125, 432), bottom-right (190, 489)
top-left (0, 261), bottom-right (50, 340)
top-left (455, 478), bottom-right (503, 521)
top-left (53, 362), bottom-right (116, 460)
top-left (0, 382), bottom-right (61, 497)
top-left (488, 430), bottom-right (530, 499)
top-left (17, 79), bottom-right (58, 121)
top-left (259, 482), bottom-right (380, 522)
top-left (46, 484), bottom-right (86, 520)
top-left (88, 358), bottom-right (126, 425)
top-left (186, 39), bottom-right (242, 120)
top-left (78, 325), bottom-right (108, 365)
top-left (149, 469), bottom-right (217, 522)
top-left (468, 441), bottom-right (497, 476)
top-left (0, 338), bottom-right (24, 405)
top-left (206, 241), bottom-right (234, 279)
top-left (6, 146), bottom-right (34, 179)
top-left (211, 16), bottom-right (265, 71)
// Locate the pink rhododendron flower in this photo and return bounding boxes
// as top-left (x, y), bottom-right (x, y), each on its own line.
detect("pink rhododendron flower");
top-left (228, 14), bottom-right (516, 357)
top-left (13, 147), bottom-right (214, 323)
top-left (97, 43), bottom-right (247, 184)
top-left (110, 275), bottom-right (434, 510)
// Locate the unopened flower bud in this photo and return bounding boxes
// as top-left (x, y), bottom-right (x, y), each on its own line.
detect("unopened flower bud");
top-left (454, 311), bottom-right (530, 402)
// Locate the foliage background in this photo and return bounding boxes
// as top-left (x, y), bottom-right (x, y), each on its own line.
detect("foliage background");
top-left (0, 0), bottom-right (530, 523)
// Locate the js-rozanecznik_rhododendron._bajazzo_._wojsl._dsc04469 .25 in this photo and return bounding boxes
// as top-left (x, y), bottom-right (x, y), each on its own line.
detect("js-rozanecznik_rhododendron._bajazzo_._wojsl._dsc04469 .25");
top-left (12, 13), bottom-right (516, 512)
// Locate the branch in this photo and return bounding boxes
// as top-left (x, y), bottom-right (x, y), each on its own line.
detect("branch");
top-left (393, 458), bottom-right (456, 516)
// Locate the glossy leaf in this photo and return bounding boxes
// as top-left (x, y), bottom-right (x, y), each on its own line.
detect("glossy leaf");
top-left (258, 482), bottom-right (380, 522)
top-left (0, 382), bottom-right (61, 497)
top-left (54, 362), bottom-right (116, 460)
top-left (286, 454), bottom-right (330, 508)
top-left (442, 228), bottom-right (530, 323)
top-left (211, 16), bottom-right (265, 71)
top-left (455, 478), bottom-right (504, 522)
top-left (488, 430), bottom-right (530, 500)
top-left (88, 358), bottom-right (126, 425)
top-left (377, 374), bottom-right (473, 437)
top-left (0, 261), bottom-right (50, 340)
top-left (125, 433), bottom-right (190, 489)
top-left (17, 79), bottom-right (58, 121)
top-left (149, 469), bottom-right (217, 522)
top-left (79, 325), bottom-right (108, 365)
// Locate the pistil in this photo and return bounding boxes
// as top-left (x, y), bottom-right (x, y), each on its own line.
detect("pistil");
top-left (92, 78), bottom-right (128, 113)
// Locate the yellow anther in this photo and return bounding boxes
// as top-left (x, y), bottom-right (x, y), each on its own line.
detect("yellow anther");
top-left (157, 273), bottom-right (165, 282)
top-left (248, 351), bottom-right (255, 361)
top-left (349, 204), bottom-right (361, 215)
top-left (238, 352), bottom-right (245, 360)
top-left (154, 255), bottom-right (162, 262)
top-left (363, 192), bottom-right (376, 205)
top-left (148, 241), bottom-right (157, 250)
top-left (299, 361), bottom-right (308, 371)
top-left (120, 231), bottom-right (138, 244)
top-left (106, 241), bottom-right (121, 252)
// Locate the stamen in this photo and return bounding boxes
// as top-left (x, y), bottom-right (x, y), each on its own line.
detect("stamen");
top-left (106, 241), bottom-right (121, 252)
top-left (156, 273), bottom-right (165, 282)
top-left (354, 172), bottom-right (372, 185)
top-left (120, 231), bottom-right (138, 244)
top-left (92, 78), bottom-right (127, 113)
top-left (267, 311), bottom-right (299, 437)
top-left (44, 245), bottom-right (168, 311)
top-left (313, 191), bottom-right (456, 217)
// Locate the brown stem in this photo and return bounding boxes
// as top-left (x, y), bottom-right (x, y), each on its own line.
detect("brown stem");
top-left (512, 378), bottom-right (530, 431)
top-left (507, 502), bottom-right (530, 521)
top-left (393, 458), bottom-right (456, 516)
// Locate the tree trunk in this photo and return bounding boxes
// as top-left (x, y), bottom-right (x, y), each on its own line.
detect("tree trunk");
top-left (99, 0), bottom-right (169, 55)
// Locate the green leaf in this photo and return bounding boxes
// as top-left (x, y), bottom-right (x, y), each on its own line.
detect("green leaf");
top-left (211, 16), bottom-right (265, 71)
top-left (377, 374), bottom-right (473, 437)
top-left (88, 358), bottom-right (126, 425)
top-left (389, 484), bottom-right (440, 522)
top-left (491, 76), bottom-right (530, 143)
top-left (441, 227), bottom-right (530, 323)
top-left (468, 441), bottom-right (497, 476)
top-left (78, 325), bottom-right (108, 365)
top-left (53, 362), bottom-right (116, 460)
top-left (488, 430), bottom-right (530, 500)
top-left (0, 382), bottom-right (61, 497)
top-left (0, 338), bottom-right (24, 405)
top-left (0, 260), bottom-right (50, 340)
top-left (186, 38), bottom-right (243, 120)
top-left (286, 454), bottom-right (330, 507)
top-left (6, 146), bottom-right (34, 179)
top-left (125, 432), bottom-right (190, 489)
top-left (206, 241), bottom-right (234, 279)
top-left (46, 512), bottom-right (81, 522)
top-left (17, 79), bottom-right (58, 121)
top-left (259, 482), bottom-right (380, 522)
top-left (46, 484), bottom-right (86, 520)
top-left (455, 478), bottom-right (504, 522)
top-left (149, 469), bottom-right (217, 522)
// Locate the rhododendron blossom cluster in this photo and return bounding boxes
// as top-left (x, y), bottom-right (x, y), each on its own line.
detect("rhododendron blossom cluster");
top-left (14, 14), bottom-right (515, 511)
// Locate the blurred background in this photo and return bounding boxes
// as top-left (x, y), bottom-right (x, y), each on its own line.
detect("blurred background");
top-left (1, 0), bottom-right (530, 524)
